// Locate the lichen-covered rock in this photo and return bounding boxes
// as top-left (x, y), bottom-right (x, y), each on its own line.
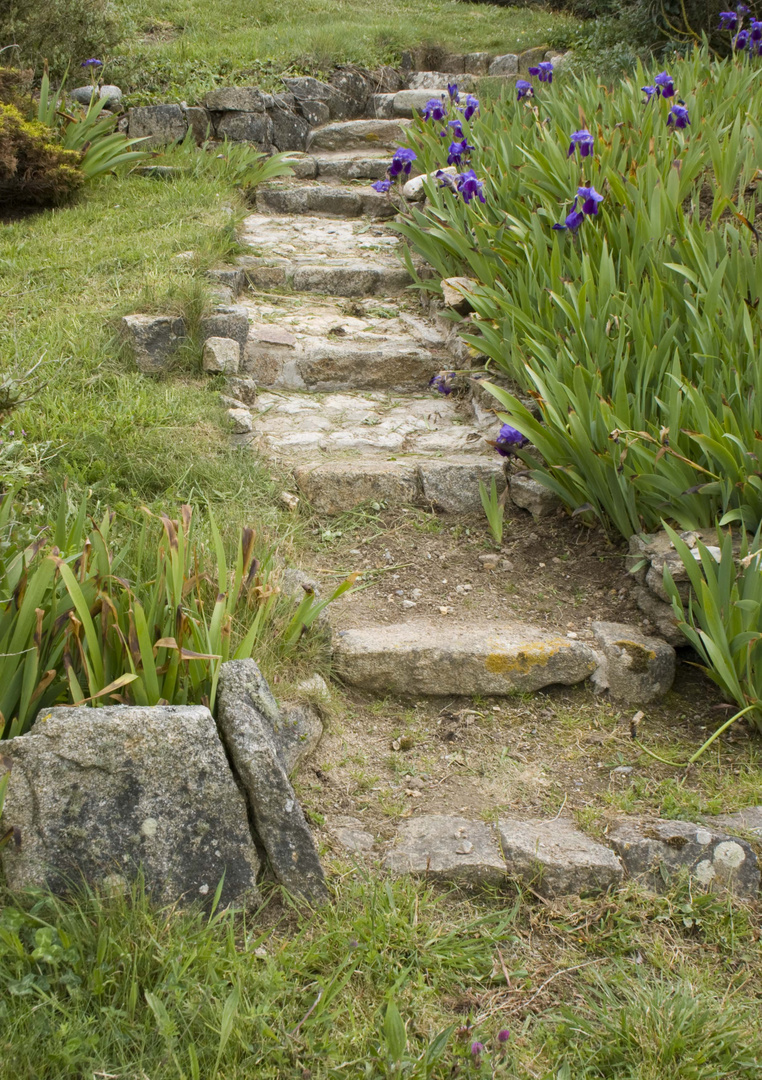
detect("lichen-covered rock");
top-left (203, 87), bottom-right (269, 112)
top-left (121, 313), bottom-right (185, 373)
top-left (0, 706), bottom-right (261, 906)
top-left (385, 815), bottom-right (505, 886)
top-left (333, 621), bottom-right (597, 695)
top-left (214, 111), bottom-right (273, 147)
top-left (216, 660), bottom-right (328, 904)
top-left (608, 817), bottom-right (760, 898)
top-left (499, 817), bottom-right (623, 897)
top-left (128, 104), bottom-right (187, 147)
top-left (306, 119), bottom-right (411, 152)
top-left (591, 621), bottom-right (676, 703)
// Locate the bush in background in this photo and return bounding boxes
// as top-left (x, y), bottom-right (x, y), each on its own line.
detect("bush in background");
top-left (0, 0), bottom-right (123, 77)
top-left (0, 104), bottom-right (83, 205)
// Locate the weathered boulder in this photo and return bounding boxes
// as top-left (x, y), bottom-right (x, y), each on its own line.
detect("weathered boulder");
top-left (226, 375), bottom-right (258, 405)
top-left (333, 621), bottom-right (597, 695)
top-left (227, 406), bottom-right (253, 434)
top-left (306, 119), bottom-right (411, 152)
top-left (294, 460), bottom-right (419, 514)
top-left (298, 99), bottom-right (331, 127)
top-left (608, 817), bottom-right (760, 898)
top-left (464, 52), bottom-right (492, 75)
top-left (406, 72), bottom-right (476, 91)
top-left (418, 458), bottom-right (506, 514)
top-left (275, 702), bottom-right (324, 775)
top-left (707, 806), bottom-right (762, 837)
top-left (214, 111), bottom-right (273, 147)
top-left (591, 621), bottom-right (676, 704)
top-left (216, 660), bottom-right (328, 904)
top-left (283, 76), bottom-right (349, 120)
top-left (385, 815), bottom-right (505, 885)
top-left (509, 475), bottom-right (562, 519)
top-left (121, 313), bottom-right (185, 373)
top-left (370, 94), bottom-right (396, 119)
top-left (632, 586), bottom-right (684, 647)
top-left (488, 54), bottom-right (519, 77)
top-left (203, 87), bottom-right (269, 112)
top-left (184, 106), bottom-right (212, 143)
top-left (0, 706), bottom-right (261, 906)
top-left (71, 84), bottom-right (123, 109)
top-left (202, 336), bottom-right (240, 374)
top-left (518, 47), bottom-right (549, 74)
top-left (271, 110), bottom-right (311, 152)
top-left (402, 166), bottom-right (456, 199)
top-left (499, 817), bottom-right (623, 897)
top-left (329, 70), bottom-right (371, 114)
top-left (128, 104), bottom-right (187, 147)
top-left (200, 306), bottom-right (250, 353)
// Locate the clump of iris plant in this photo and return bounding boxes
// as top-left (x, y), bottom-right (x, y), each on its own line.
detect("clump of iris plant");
top-left (423, 97), bottom-right (447, 121)
top-left (719, 9), bottom-right (740, 28)
top-left (529, 61), bottom-right (554, 82)
top-left (516, 79), bottom-right (533, 100)
top-left (456, 169), bottom-right (486, 203)
top-left (718, 2), bottom-right (762, 56)
top-left (371, 147), bottom-right (417, 193)
top-left (567, 129), bottom-right (594, 157)
top-left (429, 371), bottom-right (457, 395)
top-left (494, 423), bottom-right (529, 456)
top-left (447, 137), bottom-right (474, 166)
top-left (463, 94), bottom-right (479, 121)
top-left (553, 185), bottom-right (604, 232)
top-left (654, 71), bottom-right (675, 97)
top-left (667, 103), bottom-right (690, 129)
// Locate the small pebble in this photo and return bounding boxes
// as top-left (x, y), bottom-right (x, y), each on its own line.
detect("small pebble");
top-left (401, 599), bottom-right (417, 609)
top-left (612, 765), bottom-right (634, 775)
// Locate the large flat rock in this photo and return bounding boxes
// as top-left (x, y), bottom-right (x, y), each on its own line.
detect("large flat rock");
top-left (306, 119), bottom-right (411, 152)
top-left (255, 183), bottom-right (395, 219)
top-left (294, 459), bottom-right (420, 513)
top-left (216, 660), bottom-right (328, 904)
top-left (499, 817), bottom-right (623, 897)
top-left (333, 622), bottom-right (597, 695)
top-left (312, 151), bottom-right (393, 180)
top-left (385, 814), bottom-right (505, 885)
top-left (608, 817), bottom-right (760, 898)
top-left (0, 706), bottom-right (260, 907)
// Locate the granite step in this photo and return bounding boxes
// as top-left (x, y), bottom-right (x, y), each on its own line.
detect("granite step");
top-left (239, 294), bottom-right (455, 392)
top-left (283, 150), bottom-right (398, 182)
top-left (255, 182), bottom-right (396, 220)
top-left (306, 118), bottom-right (412, 153)
top-left (238, 213), bottom-right (412, 296)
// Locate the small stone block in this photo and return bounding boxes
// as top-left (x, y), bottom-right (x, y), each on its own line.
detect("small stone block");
top-left (488, 54), bottom-right (519, 77)
top-left (385, 815), bottom-right (505, 886)
top-left (418, 458), bottom-right (506, 514)
top-left (122, 313), bottom-right (185, 373)
top-left (203, 336), bottom-right (240, 374)
top-left (293, 461), bottom-right (419, 514)
top-left (499, 817), bottom-right (623, 897)
top-left (592, 621), bottom-right (676, 703)
top-left (509, 475), bottom-right (561, 519)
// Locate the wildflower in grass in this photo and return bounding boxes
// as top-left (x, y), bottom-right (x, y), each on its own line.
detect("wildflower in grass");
top-left (719, 10), bottom-right (739, 29)
top-left (388, 147), bottom-right (417, 177)
top-left (529, 61), bottom-right (553, 82)
top-left (447, 82), bottom-right (460, 102)
top-left (577, 184), bottom-right (604, 214)
top-left (429, 371), bottom-right (457, 395)
top-left (495, 423), bottom-right (529, 455)
top-left (463, 94), bottom-right (479, 120)
top-left (423, 98), bottom-right (447, 121)
top-left (81, 58), bottom-right (103, 68)
top-left (497, 1029), bottom-right (510, 1044)
top-left (552, 201), bottom-right (585, 231)
top-left (654, 71), bottom-right (675, 97)
top-left (371, 179), bottom-right (392, 193)
top-left (471, 1042), bottom-right (485, 1058)
top-left (447, 138), bottom-right (474, 166)
top-left (456, 168), bottom-right (486, 203)
top-left (641, 84), bottom-right (657, 101)
top-left (516, 79), bottom-right (533, 100)
top-left (735, 28), bottom-right (750, 47)
top-left (567, 129), bottom-right (594, 157)
top-left (667, 104), bottom-right (690, 129)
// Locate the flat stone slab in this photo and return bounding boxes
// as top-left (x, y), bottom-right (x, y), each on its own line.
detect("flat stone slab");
top-left (419, 457), bottom-right (506, 514)
top-left (707, 806), bottom-right (762, 837)
top-left (592, 621), bottom-right (676, 703)
top-left (306, 119), bottom-right (412, 152)
top-left (294, 459), bottom-right (420, 513)
top-left (499, 817), bottom-right (623, 897)
top-left (0, 706), bottom-right (260, 907)
top-left (333, 622), bottom-right (597, 695)
top-left (239, 214), bottom-right (411, 296)
top-left (246, 390), bottom-right (495, 460)
top-left (608, 817), bottom-right (760, 898)
top-left (239, 296), bottom-right (449, 392)
top-left (330, 816), bottom-right (376, 853)
top-left (406, 72), bottom-right (478, 91)
top-left (216, 660), bottom-right (328, 904)
top-left (385, 815), bottom-right (505, 885)
top-left (256, 183), bottom-right (395, 219)
top-left (312, 151), bottom-right (394, 180)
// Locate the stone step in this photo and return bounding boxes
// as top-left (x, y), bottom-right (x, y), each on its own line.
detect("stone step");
top-left (333, 621), bottom-right (598, 696)
top-left (370, 89), bottom-right (452, 120)
top-left (255, 182), bottom-right (396, 220)
top-left (238, 213), bottom-right (411, 296)
top-left (283, 150), bottom-right (397, 182)
top-left (306, 118), bottom-right (412, 153)
top-left (239, 295), bottom-right (454, 391)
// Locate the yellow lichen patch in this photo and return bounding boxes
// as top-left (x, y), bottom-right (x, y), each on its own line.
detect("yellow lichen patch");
top-left (615, 639), bottom-right (656, 673)
top-left (484, 639), bottom-right (569, 676)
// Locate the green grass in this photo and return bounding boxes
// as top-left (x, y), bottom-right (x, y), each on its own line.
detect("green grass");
top-left (107, 0), bottom-right (579, 104)
top-left (0, 874), bottom-right (760, 1079)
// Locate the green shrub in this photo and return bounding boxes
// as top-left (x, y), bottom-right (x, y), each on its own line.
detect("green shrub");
top-left (0, 0), bottom-right (123, 78)
top-left (0, 103), bottom-right (83, 205)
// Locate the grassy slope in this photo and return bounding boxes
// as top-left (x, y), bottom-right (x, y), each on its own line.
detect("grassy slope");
top-left (111, 0), bottom-right (579, 103)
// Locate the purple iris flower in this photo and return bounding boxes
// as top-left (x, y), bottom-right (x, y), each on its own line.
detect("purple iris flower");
top-left (463, 94), bottom-right (479, 121)
top-left (456, 169), bottom-right (486, 204)
top-left (448, 118), bottom-right (465, 138)
top-left (735, 28), bottom-right (750, 47)
top-left (447, 82), bottom-right (460, 102)
top-left (371, 179), bottom-right (392, 193)
top-left (436, 170), bottom-right (457, 191)
top-left (737, 3), bottom-right (750, 14)
top-left (654, 71), bottom-right (675, 98)
top-left (750, 18), bottom-right (762, 39)
top-left (641, 84), bottom-right (657, 102)
top-left (81, 58), bottom-right (103, 68)
top-left (423, 98), bottom-right (447, 121)
top-left (429, 372), bottom-right (457, 395)
top-left (577, 185), bottom-right (604, 214)
top-left (667, 104), bottom-right (690, 129)
top-left (516, 79), bottom-right (533, 100)
top-left (495, 424), bottom-right (529, 455)
top-left (568, 129), bottom-right (594, 158)
top-left (552, 201), bottom-right (585, 232)
top-left (719, 10), bottom-right (739, 28)
top-left (447, 138), bottom-right (474, 166)
top-left (529, 61), bottom-right (553, 83)
top-left (388, 147), bottom-right (417, 177)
